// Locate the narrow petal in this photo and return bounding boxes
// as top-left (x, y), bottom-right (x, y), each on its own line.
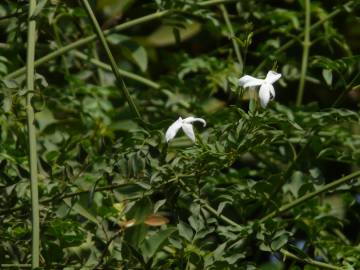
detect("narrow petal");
top-left (183, 117), bottom-right (206, 127)
top-left (265, 70), bottom-right (281, 84)
top-left (165, 117), bottom-right (183, 143)
top-left (238, 75), bottom-right (264, 88)
top-left (259, 83), bottom-right (272, 108)
top-left (182, 123), bottom-right (196, 142)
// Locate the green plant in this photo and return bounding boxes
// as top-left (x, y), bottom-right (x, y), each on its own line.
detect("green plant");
top-left (0, 0), bottom-right (359, 269)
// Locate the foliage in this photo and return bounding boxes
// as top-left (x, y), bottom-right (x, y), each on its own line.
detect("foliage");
top-left (0, 0), bottom-right (359, 269)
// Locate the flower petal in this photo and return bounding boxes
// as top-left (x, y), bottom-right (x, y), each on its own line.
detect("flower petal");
top-left (265, 70), bottom-right (281, 84)
top-left (183, 117), bottom-right (206, 127)
top-left (238, 75), bottom-right (264, 88)
top-left (182, 123), bottom-right (196, 142)
top-left (269, 84), bottom-right (275, 100)
top-left (165, 117), bottom-right (183, 142)
top-left (259, 83), bottom-right (272, 108)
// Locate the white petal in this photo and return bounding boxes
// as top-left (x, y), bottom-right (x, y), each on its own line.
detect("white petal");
top-left (269, 84), bottom-right (275, 100)
top-left (259, 83), bottom-right (272, 108)
top-left (265, 70), bottom-right (281, 84)
top-left (182, 123), bottom-right (196, 142)
top-left (165, 117), bottom-right (183, 143)
top-left (238, 75), bottom-right (264, 88)
top-left (183, 117), bottom-right (206, 127)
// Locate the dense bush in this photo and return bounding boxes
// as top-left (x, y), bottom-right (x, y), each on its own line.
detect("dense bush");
top-left (0, 0), bottom-right (359, 269)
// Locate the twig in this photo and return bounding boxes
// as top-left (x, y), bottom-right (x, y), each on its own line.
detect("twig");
top-left (219, 4), bottom-right (243, 73)
top-left (0, 182), bottom-right (138, 215)
top-left (73, 51), bottom-right (160, 89)
top-left (5, 11), bottom-right (169, 80)
top-left (5, 0), bottom-right (236, 80)
top-left (80, 0), bottom-right (142, 120)
top-left (26, 0), bottom-right (40, 267)
top-left (260, 170), bottom-right (360, 223)
top-left (0, 11), bottom-right (26, 21)
top-left (333, 72), bottom-right (360, 106)
top-left (91, 44), bottom-right (105, 85)
top-left (280, 249), bottom-right (342, 270)
top-left (200, 0), bottom-right (237, 5)
top-left (296, 0), bottom-right (311, 106)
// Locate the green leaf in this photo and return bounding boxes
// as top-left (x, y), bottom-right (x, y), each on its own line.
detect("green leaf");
top-left (177, 221), bottom-right (193, 242)
top-left (107, 33), bottom-right (148, 72)
top-left (130, 44), bottom-right (147, 72)
top-left (271, 234), bottom-right (288, 251)
top-left (140, 227), bottom-right (177, 260)
top-left (63, 198), bottom-right (99, 226)
top-left (127, 197), bottom-right (153, 223)
top-left (213, 242), bottom-right (226, 261)
top-left (31, 0), bottom-right (48, 18)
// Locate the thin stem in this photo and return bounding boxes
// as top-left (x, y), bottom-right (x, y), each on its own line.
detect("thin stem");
top-left (0, 264), bottom-right (32, 268)
top-left (81, 0), bottom-right (141, 119)
top-left (200, 0), bottom-right (237, 5)
top-left (5, 10), bottom-right (169, 80)
top-left (73, 51), bottom-right (160, 89)
top-left (5, 0), bottom-right (235, 80)
top-left (0, 42), bottom-right (11, 49)
top-left (219, 4), bottom-right (243, 73)
top-left (91, 44), bottom-right (105, 85)
top-left (26, 0), bottom-right (40, 268)
top-left (254, 1), bottom-right (353, 74)
top-left (280, 249), bottom-right (342, 270)
top-left (0, 182), bottom-right (149, 215)
top-left (260, 170), bottom-right (360, 223)
top-left (296, 0), bottom-right (311, 106)
top-left (0, 11), bottom-right (26, 21)
top-left (52, 22), bottom-right (70, 77)
top-left (333, 72), bottom-right (360, 106)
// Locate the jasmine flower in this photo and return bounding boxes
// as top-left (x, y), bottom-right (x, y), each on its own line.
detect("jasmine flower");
top-left (165, 116), bottom-right (206, 143)
top-left (239, 70), bottom-right (281, 108)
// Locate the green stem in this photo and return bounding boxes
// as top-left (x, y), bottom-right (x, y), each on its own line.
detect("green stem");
top-left (219, 4), bottom-right (243, 73)
top-left (333, 72), bottom-right (360, 106)
top-left (91, 44), bottom-right (105, 85)
top-left (73, 51), bottom-right (160, 89)
top-left (0, 42), bottom-right (11, 49)
top-left (280, 249), bottom-right (342, 270)
top-left (5, 10), bottom-right (169, 80)
top-left (200, 0), bottom-right (237, 5)
top-left (26, 0), bottom-right (40, 268)
top-left (296, 0), bottom-right (311, 106)
top-left (81, 0), bottom-right (142, 119)
top-left (52, 22), bottom-right (69, 77)
top-left (0, 264), bottom-right (32, 268)
top-left (0, 181), bottom-right (150, 215)
top-left (254, 1), bottom-right (353, 74)
top-left (260, 170), bottom-right (360, 223)
top-left (5, 0), bottom-right (235, 80)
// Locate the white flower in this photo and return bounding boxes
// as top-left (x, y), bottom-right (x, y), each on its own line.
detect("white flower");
top-left (238, 70), bottom-right (282, 108)
top-left (165, 116), bottom-right (206, 143)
